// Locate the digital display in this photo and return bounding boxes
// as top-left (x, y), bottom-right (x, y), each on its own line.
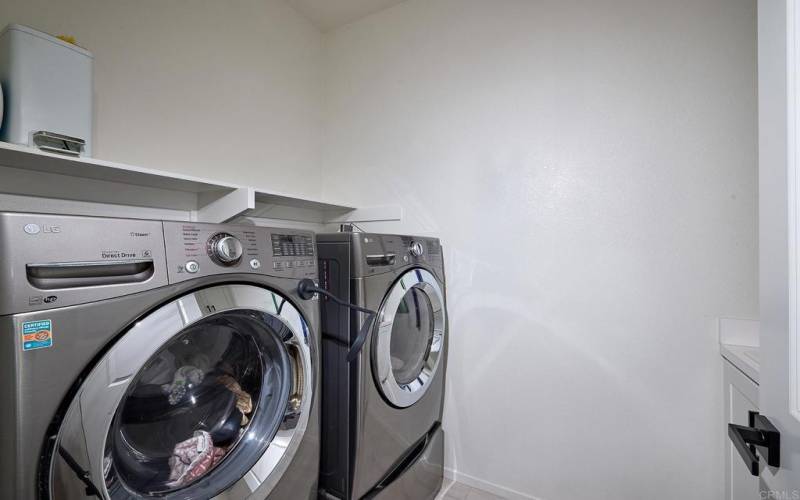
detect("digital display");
top-left (271, 234), bottom-right (314, 257)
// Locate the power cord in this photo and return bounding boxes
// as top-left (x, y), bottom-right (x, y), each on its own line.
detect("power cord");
top-left (297, 278), bottom-right (376, 362)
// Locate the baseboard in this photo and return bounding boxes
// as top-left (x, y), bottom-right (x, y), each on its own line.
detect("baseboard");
top-left (443, 468), bottom-right (543, 500)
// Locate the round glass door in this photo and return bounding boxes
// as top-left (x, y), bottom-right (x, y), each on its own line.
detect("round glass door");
top-left (373, 268), bottom-right (446, 408)
top-left (389, 288), bottom-right (435, 385)
top-left (105, 311), bottom-right (290, 496)
top-left (49, 284), bottom-right (313, 500)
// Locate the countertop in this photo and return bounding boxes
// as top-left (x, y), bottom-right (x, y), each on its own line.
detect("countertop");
top-left (718, 317), bottom-right (759, 385)
top-left (720, 343), bottom-right (759, 384)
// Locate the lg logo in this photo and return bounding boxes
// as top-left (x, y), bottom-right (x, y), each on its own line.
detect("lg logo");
top-left (23, 223), bottom-right (61, 235)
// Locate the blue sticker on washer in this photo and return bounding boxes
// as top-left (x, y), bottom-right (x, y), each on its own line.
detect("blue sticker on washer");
top-left (22, 319), bottom-right (53, 351)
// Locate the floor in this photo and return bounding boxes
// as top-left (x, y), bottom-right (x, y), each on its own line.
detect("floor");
top-left (436, 479), bottom-right (507, 500)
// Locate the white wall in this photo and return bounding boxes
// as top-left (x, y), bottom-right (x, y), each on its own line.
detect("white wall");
top-left (0, 1), bottom-right (759, 497)
top-left (0, 0), bottom-right (324, 198)
top-left (321, 1), bottom-right (758, 499)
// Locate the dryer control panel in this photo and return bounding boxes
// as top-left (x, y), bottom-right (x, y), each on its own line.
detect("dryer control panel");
top-left (163, 222), bottom-right (317, 283)
top-left (317, 232), bottom-right (444, 280)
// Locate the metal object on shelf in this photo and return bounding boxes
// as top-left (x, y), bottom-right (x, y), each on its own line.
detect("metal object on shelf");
top-left (31, 131), bottom-right (85, 156)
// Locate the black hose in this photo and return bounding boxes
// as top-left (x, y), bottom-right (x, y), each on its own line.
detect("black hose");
top-left (297, 278), bottom-right (376, 362)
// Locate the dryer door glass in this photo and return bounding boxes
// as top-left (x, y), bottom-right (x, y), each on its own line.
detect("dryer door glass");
top-left (48, 285), bottom-right (314, 500)
top-left (373, 268), bottom-right (446, 408)
top-left (390, 288), bottom-right (435, 385)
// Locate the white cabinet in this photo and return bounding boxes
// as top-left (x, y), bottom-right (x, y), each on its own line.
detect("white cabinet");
top-left (723, 358), bottom-right (759, 500)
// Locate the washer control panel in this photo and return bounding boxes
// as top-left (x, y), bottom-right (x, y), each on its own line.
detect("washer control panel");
top-left (163, 222), bottom-right (316, 283)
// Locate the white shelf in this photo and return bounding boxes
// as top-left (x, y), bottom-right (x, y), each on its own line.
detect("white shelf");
top-left (0, 141), bottom-right (401, 225)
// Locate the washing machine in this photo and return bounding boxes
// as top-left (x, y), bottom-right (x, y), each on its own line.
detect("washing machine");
top-left (0, 212), bottom-right (321, 499)
top-left (317, 232), bottom-right (447, 500)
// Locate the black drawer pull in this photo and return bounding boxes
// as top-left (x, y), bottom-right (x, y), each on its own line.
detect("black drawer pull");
top-left (728, 410), bottom-right (780, 476)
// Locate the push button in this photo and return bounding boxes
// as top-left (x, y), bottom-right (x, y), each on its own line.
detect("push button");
top-left (249, 258), bottom-right (261, 270)
top-left (185, 261), bottom-right (199, 273)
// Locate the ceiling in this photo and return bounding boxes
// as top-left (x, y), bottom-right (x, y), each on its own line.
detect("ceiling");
top-left (286, 0), bottom-right (408, 32)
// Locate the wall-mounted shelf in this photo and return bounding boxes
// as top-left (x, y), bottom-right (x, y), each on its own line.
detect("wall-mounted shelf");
top-left (0, 141), bottom-right (401, 225)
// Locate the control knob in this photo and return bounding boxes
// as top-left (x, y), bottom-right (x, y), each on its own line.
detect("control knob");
top-left (409, 241), bottom-right (424, 257)
top-left (207, 232), bottom-right (243, 266)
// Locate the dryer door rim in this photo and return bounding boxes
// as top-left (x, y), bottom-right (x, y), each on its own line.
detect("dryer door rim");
top-left (48, 283), bottom-right (314, 500)
top-left (372, 268), bottom-right (446, 408)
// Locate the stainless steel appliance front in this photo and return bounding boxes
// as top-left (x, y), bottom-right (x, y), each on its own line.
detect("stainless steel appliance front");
top-left (317, 232), bottom-right (448, 500)
top-left (0, 212), bottom-right (321, 500)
